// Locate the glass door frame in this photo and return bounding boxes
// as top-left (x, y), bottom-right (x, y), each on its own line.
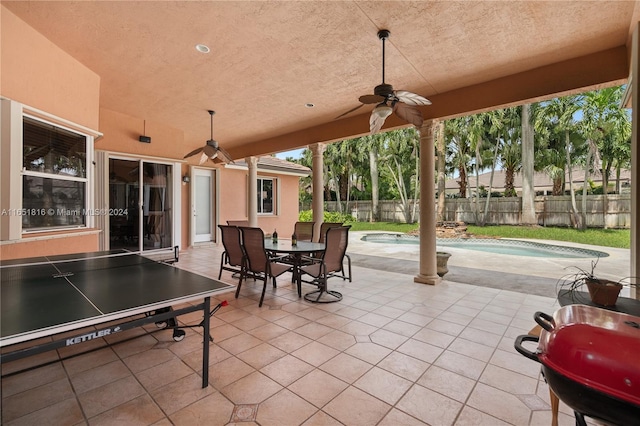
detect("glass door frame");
top-left (107, 154), bottom-right (181, 252)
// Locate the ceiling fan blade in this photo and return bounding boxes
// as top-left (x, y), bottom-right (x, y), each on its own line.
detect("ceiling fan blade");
top-left (359, 94), bottom-right (385, 104)
top-left (203, 145), bottom-right (217, 158)
top-left (216, 146), bottom-right (234, 164)
top-left (369, 110), bottom-right (387, 134)
top-left (335, 104), bottom-right (366, 120)
top-left (394, 102), bottom-right (424, 127)
top-left (395, 90), bottom-right (431, 106)
top-left (183, 146), bottom-right (204, 159)
top-left (198, 152), bottom-right (209, 165)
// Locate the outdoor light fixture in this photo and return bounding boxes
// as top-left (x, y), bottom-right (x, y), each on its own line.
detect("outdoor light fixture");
top-left (372, 103), bottom-right (393, 120)
top-left (139, 120), bottom-right (151, 143)
top-left (182, 175), bottom-right (190, 183)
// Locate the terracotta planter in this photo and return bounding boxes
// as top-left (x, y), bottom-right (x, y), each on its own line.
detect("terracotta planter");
top-left (585, 279), bottom-right (623, 307)
top-left (437, 252), bottom-right (451, 277)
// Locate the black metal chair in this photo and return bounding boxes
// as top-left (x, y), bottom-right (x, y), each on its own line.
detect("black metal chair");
top-left (294, 221), bottom-right (315, 242)
top-left (238, 227), bottom-right (291, 307)
top-left (218, 225), bottom-right (245, 279)
top-left (299, 226), bottom-right (350, 303)
top-left (319, 222), bottom-right (352, 282)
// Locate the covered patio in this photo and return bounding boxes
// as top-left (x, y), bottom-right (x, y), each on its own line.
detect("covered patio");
top-left (2, 1), bottom-right (640, 285)
top-left (3, 240), bottom-right (608, 425)
top-left (2, 2), bottom-right (640, 424)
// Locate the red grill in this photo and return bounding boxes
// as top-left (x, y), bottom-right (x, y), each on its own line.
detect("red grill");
top-left (515, 305), bottom-right (640, 426)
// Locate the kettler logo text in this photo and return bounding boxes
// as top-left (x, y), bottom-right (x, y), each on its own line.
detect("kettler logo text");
top-left (66, 327), bottom-right (119, 346)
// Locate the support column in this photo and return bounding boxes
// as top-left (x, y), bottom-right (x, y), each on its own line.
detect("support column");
top-left (631, 23), bottom-right (639, 299)
top-left (247, 156), bottom-right (258, 227)
top-left (414, 121), bottom-right (441, 285)
top-left (310, 143), bottom-right (325, 241)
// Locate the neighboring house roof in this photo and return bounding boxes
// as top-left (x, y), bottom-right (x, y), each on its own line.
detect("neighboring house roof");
top-left (227, 156), bottom-right (310, 177)
top-left (445, 168), bottom-right (631, 192)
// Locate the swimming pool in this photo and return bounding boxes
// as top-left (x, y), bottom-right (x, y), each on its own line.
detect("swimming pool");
top-left (361, 233), bottom-right (609, 258)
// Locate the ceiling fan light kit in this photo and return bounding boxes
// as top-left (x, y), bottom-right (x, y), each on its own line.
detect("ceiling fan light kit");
top-left (336, 29), bottom-right (431, 134)
top-left (372, 103), bottom-right (393, 119)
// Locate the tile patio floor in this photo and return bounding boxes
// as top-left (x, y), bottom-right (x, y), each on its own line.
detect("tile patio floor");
top-left (1, 242), bottom-right (604, 426)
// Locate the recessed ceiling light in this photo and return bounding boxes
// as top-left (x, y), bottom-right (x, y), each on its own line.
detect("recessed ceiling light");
top-left (305, 103), bottom-right (315, 108)
top-left (195, 44), bottom-right (210, 53)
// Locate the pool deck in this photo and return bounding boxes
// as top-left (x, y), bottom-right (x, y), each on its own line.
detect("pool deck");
top-left (348, 231), bottom-right (632, 298)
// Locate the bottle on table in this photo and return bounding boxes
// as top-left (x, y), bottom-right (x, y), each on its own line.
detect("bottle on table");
top-left (272, 229), bottom-right (278, 244)
top-left (291, 231), bottom-right (297, 246)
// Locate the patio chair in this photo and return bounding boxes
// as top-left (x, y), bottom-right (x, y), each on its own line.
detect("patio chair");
top-left (294, 221), bottom-right (315, 242)
top-left (227, 220), bottom-right (250, 227)
top-left (238, 227), bottom-right (291, 307)
top-left (218, 225), bottom-right (245, 280)
top-left (299, 225), bottom-right (350, 303)
top-left (319, 222), bottom-right (352, 282)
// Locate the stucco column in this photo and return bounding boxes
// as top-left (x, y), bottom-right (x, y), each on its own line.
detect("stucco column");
top-left (310, 143), bottom-right (325, 241)
top-left (631, 23), bottom-right (639, 299)
top-left (414, 121), bottom-right (441, 285)
top-left (247, 156), bottom-right (258, 227)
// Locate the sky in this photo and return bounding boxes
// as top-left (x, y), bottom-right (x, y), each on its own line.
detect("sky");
top-left (275, 148), bottom-right (304, 159)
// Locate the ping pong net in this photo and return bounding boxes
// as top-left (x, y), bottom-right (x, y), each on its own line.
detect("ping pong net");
top-left (0, 247), bottom-right (179, 281)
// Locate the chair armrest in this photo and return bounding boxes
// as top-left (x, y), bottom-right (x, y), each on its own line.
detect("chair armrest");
top-left (269, 254), bottom-right (290, 262)
top-left (299, 254), bottom-right (321, 264)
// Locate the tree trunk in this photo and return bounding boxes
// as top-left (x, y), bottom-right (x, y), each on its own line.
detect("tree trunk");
top-left (410, 140), bottom-right (420, 224)
top-left (474, 164), bottom-right (481, 225)
top-left (581, 144), bottom-right (592, 230)
top-left (436, 120), bottom-right (446, 222)
top-left (565, 131), bottom-right (581, 228)
top-left (602, 164), bottom-right (611, 228)
top-left (369, 147), bottom-right (379, 222)
top-left (481, 137), bottom-right (501, 226)
top-left (458, 166), bottom-right (467, 198)
top-left (521, 103), bottom-right (537, 223)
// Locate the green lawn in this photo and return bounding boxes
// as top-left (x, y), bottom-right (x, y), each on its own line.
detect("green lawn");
top-left (347, 222), bottom-right (630, 249)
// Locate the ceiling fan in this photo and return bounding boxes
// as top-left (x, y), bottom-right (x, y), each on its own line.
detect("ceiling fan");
top-left (183, 110), bottom-right (233, 165)
top-left (336, 29), bottom-right (432, 134)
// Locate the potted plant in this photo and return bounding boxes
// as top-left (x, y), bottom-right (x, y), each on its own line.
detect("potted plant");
top-left (556, 258), bottom-right (630, 307)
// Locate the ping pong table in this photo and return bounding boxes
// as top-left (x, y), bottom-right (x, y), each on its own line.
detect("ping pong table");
top-left (0, 249), bottom-right (234, 388)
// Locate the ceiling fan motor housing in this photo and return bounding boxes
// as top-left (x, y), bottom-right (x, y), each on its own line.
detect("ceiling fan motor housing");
top-left (374, 84), bottom-right (394, 98)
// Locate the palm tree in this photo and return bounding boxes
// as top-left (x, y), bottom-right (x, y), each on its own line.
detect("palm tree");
top-left (533, 95), bottom-right (584, 227)
top-left (380, 128), bottom-right (420, 223)
top-left (435, 120), bottom-right (446, 222)
top-left (581, 86), bottom-right (631, 227)
top-left (498, 107), bottom-right (522, 198)
top-left (445, 117), bottom-right (472, 198)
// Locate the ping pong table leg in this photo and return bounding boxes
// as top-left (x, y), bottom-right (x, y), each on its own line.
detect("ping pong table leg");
top-left (202, 296), bottom-right (211, 388)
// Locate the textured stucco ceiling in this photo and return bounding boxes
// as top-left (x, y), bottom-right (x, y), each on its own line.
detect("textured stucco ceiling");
top-left (3, 1), bottom-right (639, 159)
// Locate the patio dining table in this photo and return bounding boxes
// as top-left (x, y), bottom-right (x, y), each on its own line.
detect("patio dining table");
top-left (264, 239), bottom-right (325, 297)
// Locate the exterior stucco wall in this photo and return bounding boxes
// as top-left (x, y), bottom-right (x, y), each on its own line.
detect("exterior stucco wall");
top-left (217, 168), bottom-right (302, 239)
top-left (1, 6), bottom-right (100, 129)
top-left (98, 108), bottom-right (186, 159)
top-left (1, 8), bottom-right (304, 257)
top-left (0, 6), bottom-right (101, 256)
top-left (0, 230), bottom-right (100, 260)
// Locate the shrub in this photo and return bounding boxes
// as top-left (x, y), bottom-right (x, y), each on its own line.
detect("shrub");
top-left (298, 210), bottom-right (355, 223)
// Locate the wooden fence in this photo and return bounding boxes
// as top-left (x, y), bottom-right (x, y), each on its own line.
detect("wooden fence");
top-left (319, 194), bottom-right (631, 228)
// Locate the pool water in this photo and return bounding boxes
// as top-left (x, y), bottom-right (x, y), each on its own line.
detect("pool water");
top-left (361, 233), bottom-right (609, 258)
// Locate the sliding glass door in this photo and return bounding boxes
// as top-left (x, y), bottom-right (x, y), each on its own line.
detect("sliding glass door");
top-left (109, 158), bottom-right (173, 251)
